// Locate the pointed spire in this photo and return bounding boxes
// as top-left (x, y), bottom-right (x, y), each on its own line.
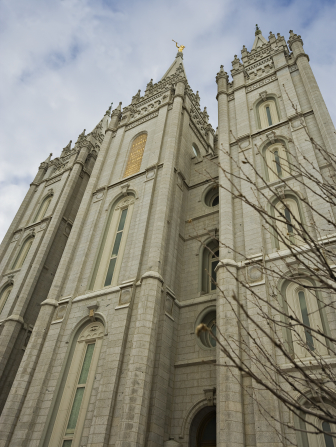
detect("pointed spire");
top-left (111, 101), bottom-right (122, 116)
top-left (132, 90), bottom-right (141, 104)
top-left (105, 102), bottom-right (113, 117)
top-left (252, 25), bottom-right (268, 50)
top-left (44, 153), bottom-right (52, 163)
top-left (63, 140), bottom-right (72, 152)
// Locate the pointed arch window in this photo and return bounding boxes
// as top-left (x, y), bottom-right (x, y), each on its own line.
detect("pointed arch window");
top-left (257, 99), bottom-right (279, 129)
top-left (285, 281), bottom-right (328, 359)
top-left (33, 194), bottom-right (53, 223)
top-left (90, 195), bottom-right (135, 290)
top-left (123, 134), bottom-right (147, 178)
top-left (202, 240), bottom-right (219, 293)
top-left (0, 284), bottom-right (13, 315)
top-left (265, 143), bottom-right (290, 182)
top-left (48, 322), bottom-right (104, 447)
top-left (12, 235), bottom-right (34, 270)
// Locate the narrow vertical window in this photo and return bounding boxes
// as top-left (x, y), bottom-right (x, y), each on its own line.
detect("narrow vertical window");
top-left (48, 322), bottom-right (104, 447)
top-left (33, 195), bottom-right (52, 223)
top-left (104, 208), bottom-right (128, 287)
top-left (63, 344), bottom-right (95, 445)
top-left (210, 250), bottom-right (219, 291)
top-left (284, 207), bottom-right (295, 243)
top-left (90, 196), bottom-right (135, 291)
top-left (12, 236), bottom-right (34, 270)
top-left (0, 284), bottom-right (13, 314)
top-left (322, 421), bottom-right (335, 447)
top-left (123, 134), bottom-right (147, 178)
top-left (266, 106), bottom-right (272, 126)
top-left (298, 290), bottom-right (314, 351)
top-left (273, 151), bottom-right (282, 176)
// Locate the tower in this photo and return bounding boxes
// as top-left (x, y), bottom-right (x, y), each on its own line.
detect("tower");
top-left (0, 28), bottom-right (335, 447)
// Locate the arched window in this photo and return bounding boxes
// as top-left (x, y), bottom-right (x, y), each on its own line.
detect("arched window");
top-left (202, 240), bottom-right (219, 293)
top-left (48, 321), bottom-right (104, 447)
top-left (90, 195), bottom-right (135, 290)
top-left (204, 185), bottom-right (219, 207)
top-left (285, 281), bottom-right (328, 359)
top-left (265, 143), bottom-right (290, 182)
top-left (123, 134), bottom-right (147, 178)
top-left (257, 98), bottom-right (279, 129)
top-left (273, 197), bottom-right (302, 250)
top-left (295, 404), bottom-right (336, 447)
top-left (33, 194), bottom-right (53, 223)
top-left (0, 284), bottom-right (13, 315)
top-left (12, 236), bottom-right (34, 270)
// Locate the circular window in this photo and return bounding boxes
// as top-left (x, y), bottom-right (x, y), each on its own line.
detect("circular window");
top-left (196, 308), bottom-right (216, 349)
top-left (204, 185), bottom-right (219, 207)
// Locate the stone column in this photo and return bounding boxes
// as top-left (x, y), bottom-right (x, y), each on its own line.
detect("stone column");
top-left (288, 31), bottom-right (336, 156)
top-left (216, 65), bottom-right (245, 447)
top-left (116, 81), bottom-right (185, 447)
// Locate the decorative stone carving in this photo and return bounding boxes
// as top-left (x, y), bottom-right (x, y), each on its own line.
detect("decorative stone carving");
top-left (120, 183), bottom-right (130, 197)
top-left (87, 302), bottom-right (99, 321)
top-left (259, 90), bottom-right (267, 101)
top-left (119, 288), bottom-right (132, 305)
top-left (53, 304), bottom-right (67, 322)
top-left (247, 264), bottom-right (263, 283)
top-left (78, 321), bottom-right (104, 341)
top-left (266, 131), bottom-right (276, 144)
top-left (246, 75), bottom-right (277, 92)
top-left (115, 196), bottom-right (135, 210)
top-left (203, 388), bottom-right (216, 406)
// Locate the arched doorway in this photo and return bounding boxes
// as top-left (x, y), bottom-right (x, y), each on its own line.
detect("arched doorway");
top-left (189, 406), bottom-right (216, 447)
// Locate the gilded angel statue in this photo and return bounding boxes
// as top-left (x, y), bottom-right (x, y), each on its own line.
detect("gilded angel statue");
top-left (172, 40), bottom-right (185, 52)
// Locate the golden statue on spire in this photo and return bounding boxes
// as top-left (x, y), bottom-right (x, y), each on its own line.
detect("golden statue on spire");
top-left (172, 40), bottom-right (185, 52)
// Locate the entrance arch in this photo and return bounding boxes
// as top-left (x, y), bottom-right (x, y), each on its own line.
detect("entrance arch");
top-left (189, 406), bottom-right (216, 447)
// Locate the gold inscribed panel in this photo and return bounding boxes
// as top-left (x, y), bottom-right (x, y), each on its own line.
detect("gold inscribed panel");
top-left (123, 134), bottom-right (147, 178)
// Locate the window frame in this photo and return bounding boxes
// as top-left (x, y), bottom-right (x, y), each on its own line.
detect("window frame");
top-left (90, 195), bottom-right (135, 291)
top-left (123, 133), bottom-right (147, 178)
top-left (11, 235), bottom-right (35, 270)
top-left (264, 143), bottom-right (290, 182)
top-left (201, 240), bottom-right (219, 294)
top-left (0, 283), bottom-right (13, 315)
top-left (33, 194), bottom-right (53, 223)
top-left (48, 321), bottom-right (104, 447)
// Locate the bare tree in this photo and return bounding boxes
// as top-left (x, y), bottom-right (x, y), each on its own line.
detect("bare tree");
top-left (196, 98), bottom-right (336, 445)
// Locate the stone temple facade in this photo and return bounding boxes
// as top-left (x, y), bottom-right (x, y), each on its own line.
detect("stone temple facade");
top-left (0, 27), bottom-right (335, 447)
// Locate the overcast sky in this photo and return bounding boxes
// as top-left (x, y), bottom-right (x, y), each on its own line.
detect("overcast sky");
top-left (1, 0), bottom-right (336, 241)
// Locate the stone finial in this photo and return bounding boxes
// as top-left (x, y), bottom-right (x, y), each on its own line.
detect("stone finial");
top-left (132, 90), bottom-right (141, 104)
top-left (231, 54), bottom-right (241, 71)
top-left (255, 24), bottom-right (261, 35)
top-left (105, 102), bottom-right (113, 116)
top-left (176, 51), bottom-right (183, 60)
top-left (287, 30), bottom-right (303, 50)
top-left (202, 107), bottom-right (209, 123)
top-left (241, 45), bottom-right (248, 56)
top-left (215, 65), bottom-right (228, 83)
top-left (145, 79), bottom-right (153, 95)
top-left (111, 102), bottom-right (122, 116)
top-left (269, 31), bottom-right (276, 43)
top-left (195, 91), bottom-right (200, 105)
top-left (63, 140), bottom-right (72, 152)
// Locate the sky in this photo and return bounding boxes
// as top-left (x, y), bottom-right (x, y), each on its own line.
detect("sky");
top-left (1, 0), bottom-right (336, 241)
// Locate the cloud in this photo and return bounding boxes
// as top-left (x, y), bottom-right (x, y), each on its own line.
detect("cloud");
top-left (0, 0), bottom-right (336, 240)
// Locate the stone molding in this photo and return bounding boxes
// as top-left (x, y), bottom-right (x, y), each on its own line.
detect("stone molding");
top-left (6, 314), bottom-right (25, 325)
top-left (125, 111), bottom-right (159, 131)
top-left (40, 298), bottom-right (58, 308)
top-left (140, 271), bottom-right (164, 284)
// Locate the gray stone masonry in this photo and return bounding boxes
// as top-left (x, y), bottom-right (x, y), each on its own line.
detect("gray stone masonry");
top-left (0, 29), bottom-right (336, 447)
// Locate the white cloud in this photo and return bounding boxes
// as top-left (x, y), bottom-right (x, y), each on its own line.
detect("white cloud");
top-left (1, 0), bottom-right (336, 240)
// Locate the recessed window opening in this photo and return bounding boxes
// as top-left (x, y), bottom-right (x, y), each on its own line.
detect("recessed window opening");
top-left (104, 208), bottom-right (128, 287)
top-left (192, 145), bottom-right (198, 157)
top-left (211, 250), bottom-right (219, 291)
top-left (33, 195), bottom-right (52, 223)
top-left (197, 309), bottom-right (217, 348)
top-left (298, 290), bottom-right (314, 351)
top-left (266, 106), bottom-right (272, 126)
top-left (0, 284), bottom-right (12, 314)
top-left (123, 134), bottom-right (147, 178)
top-left (322, 421), bottom-right (334, 447)
top-left (273, 151), bottom-right (282, 176)
top-left (12, 236), bottom-right (34, 270)
top-left (284, 207), bottom-right (295, 244)
top-left (204, 185), bottom-right (219, 208)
